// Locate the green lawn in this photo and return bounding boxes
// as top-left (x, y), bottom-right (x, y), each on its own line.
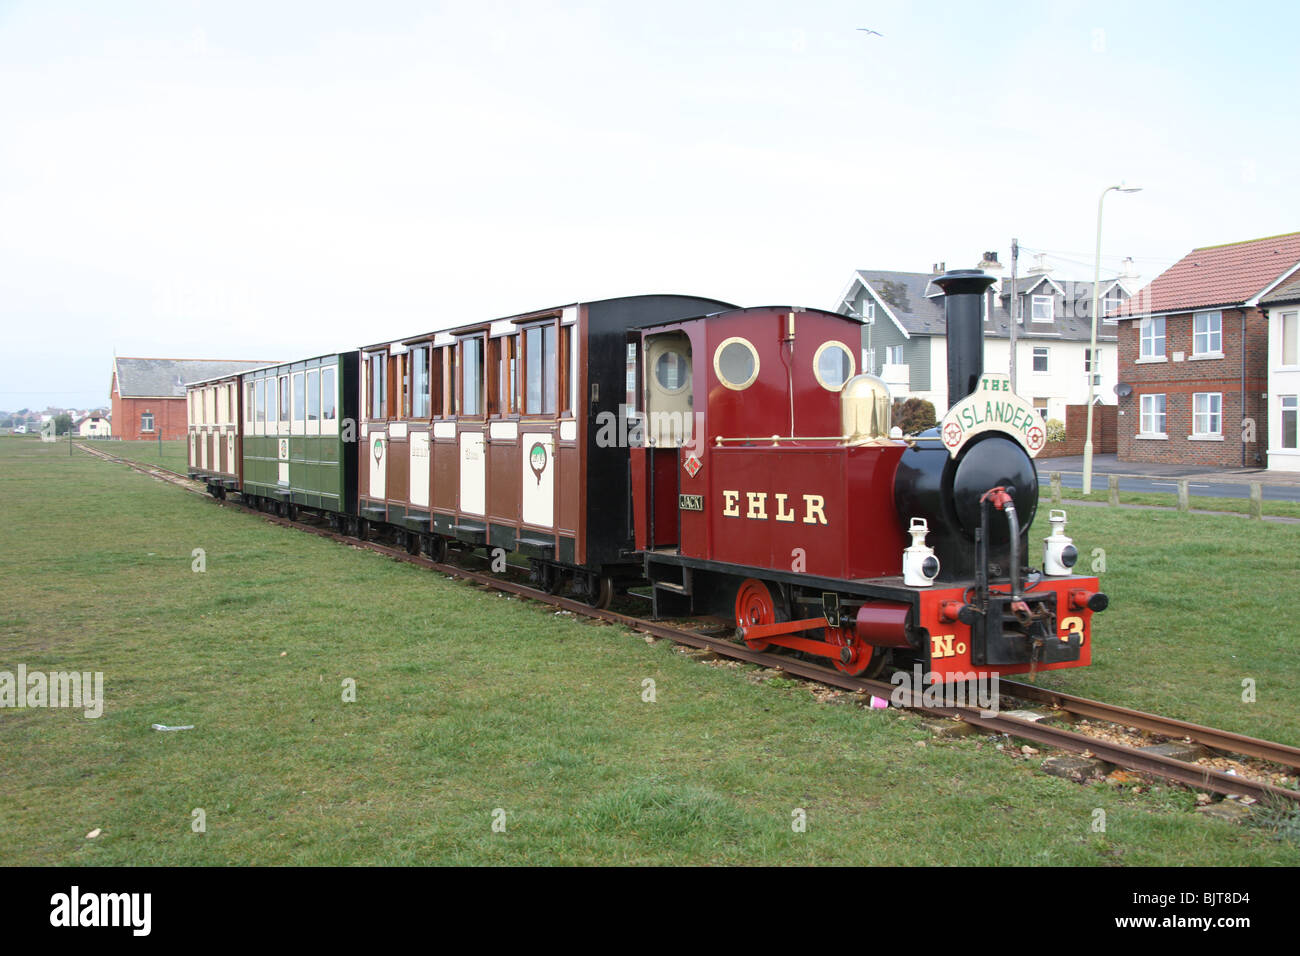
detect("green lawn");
top-left (99, 438), bottom-right (190, 475)
top-left (0, 439), bottom-right (1296, 865)
top-left (1048, 485), bottom-right (1300, 520)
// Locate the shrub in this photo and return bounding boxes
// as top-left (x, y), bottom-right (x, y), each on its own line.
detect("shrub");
top-left (1046, 418), bottom-right (1067, 443)
top-left (892, 398), bottom-right (938, 435)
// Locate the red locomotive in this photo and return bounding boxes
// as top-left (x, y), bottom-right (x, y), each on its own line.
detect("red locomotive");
top-left (630, 271), bottom-right (1106, 681)
top-left (187, 275), bottom-right (1105, 682)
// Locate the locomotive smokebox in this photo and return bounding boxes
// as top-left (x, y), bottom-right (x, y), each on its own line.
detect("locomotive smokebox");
top-left (933, 269), bottom-right (997, 409)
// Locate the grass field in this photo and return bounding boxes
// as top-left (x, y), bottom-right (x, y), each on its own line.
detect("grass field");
top-left (1052, 485), bottom-right (1300, 520)
top-left (1, 439), bottom-right (1297, 865)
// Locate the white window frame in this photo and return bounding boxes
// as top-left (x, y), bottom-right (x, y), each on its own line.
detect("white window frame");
top-left (1139, 393), bottom-right (1166, 437)
top-left (1139, 316), bottom-right (1166, 360)
top-left (1282, 395), bottom-right (1298, 450)
top-left (1192, 392), bottom-right (1222, 438)
top-left (1033, 398), bottom-right (1049, 421)
top-left (1192, 311), bottom-right (1223, 358)
top-left (1032, 346), bottom-right (1049, 373)
top-left (1280, 311), bottom-right (1298, 369)
top-left (1031, 294), bottom-right (1054, 322)
top-left (141, 412), bottom-right (155, 433)
top-left (885, 345), bottom-right (904, 366)
top-left (1102, 296), bottom-right (1121, 324)
top-left (863, 301), bottom-right (875, 323)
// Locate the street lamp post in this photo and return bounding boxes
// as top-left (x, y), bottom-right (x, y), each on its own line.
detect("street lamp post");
top-left (1083, 183), bottom-right (1141, 495)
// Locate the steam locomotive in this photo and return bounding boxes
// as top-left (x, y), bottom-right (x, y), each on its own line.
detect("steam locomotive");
top-left (186, 273), bottom-right (1105, 683)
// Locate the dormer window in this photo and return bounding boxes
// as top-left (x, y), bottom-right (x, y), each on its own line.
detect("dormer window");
top-left (1031, 294), bottom-right (1054, 322)
top-left (863, 301), bottom-right (875, 322)
top-left (1103, 296), bottom-right (1120, 323)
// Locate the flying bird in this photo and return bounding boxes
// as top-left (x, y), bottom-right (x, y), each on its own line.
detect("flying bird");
top-left (857, 28), bottom-right (883, 36)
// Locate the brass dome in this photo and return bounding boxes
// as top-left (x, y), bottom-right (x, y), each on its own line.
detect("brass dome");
top-left (840, 373), bottom-right (895, 445)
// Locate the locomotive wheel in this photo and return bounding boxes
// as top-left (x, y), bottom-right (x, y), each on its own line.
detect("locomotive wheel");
top-left (827, 625), bottom-right (875, 677)
top-left (735, 578), bottom-right (779, 652)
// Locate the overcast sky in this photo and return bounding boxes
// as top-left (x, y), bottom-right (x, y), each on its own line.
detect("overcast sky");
top-left (2, 0), bottom-right (1297, 411)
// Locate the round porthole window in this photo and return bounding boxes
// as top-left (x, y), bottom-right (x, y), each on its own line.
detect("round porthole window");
top-left (654, 350), bottom-right (690, 392)
top-left (813, 341), bottom-right (855, 391)
top-left (713, 337), bottom-right (760, 390)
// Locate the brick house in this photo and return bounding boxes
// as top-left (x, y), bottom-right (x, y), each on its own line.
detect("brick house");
top-left (111, 357), bottom-right (276, 441)
top-left (1112, 232), bottom-right (1300, 468)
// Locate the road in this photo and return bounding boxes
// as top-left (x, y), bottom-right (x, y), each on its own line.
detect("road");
top-left (1040, 470), bottom-right (1300, 503)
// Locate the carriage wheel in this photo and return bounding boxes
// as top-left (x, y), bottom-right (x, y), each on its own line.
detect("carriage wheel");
top-left (406, 533), bottom-right (422, 556)
top-left (734, 578), bottom-right (778, 652)
top-left (429, 535), bottom-right (449, 563)
top-left (583, 574), bottom-right (614, 611)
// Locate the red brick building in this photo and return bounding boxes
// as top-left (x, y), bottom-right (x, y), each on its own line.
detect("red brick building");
top-left (111, 357), bottom-right (276, 441)
top-left (1112, 233), bottom-right (1300, 467)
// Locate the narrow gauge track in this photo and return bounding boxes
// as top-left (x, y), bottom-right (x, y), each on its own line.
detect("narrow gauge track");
top-left (77, 443), bottom-right (1300, 807)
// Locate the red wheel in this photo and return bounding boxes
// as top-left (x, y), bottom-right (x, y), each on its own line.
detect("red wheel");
top-left (734, 578), bottom-right (777, 651)
top-left (826, 624), bottom-right (876, 676)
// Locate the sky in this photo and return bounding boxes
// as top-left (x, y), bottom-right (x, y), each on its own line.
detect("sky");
top-left (2, 0), bottom-right (1298, 411)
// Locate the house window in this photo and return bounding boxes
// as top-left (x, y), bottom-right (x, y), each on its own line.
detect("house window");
top-left (1032, 294), bottom-right (1053, 322)
top-left (862, 348), bottom-right (875, 374)
top-left (885, 345), bottom-right (904, 366)
top-left (863, 301), bottom-right (875, 322)
top-left (1140, 317), bottom-right (1166, 359)
top-left (1103, 296), bottom-right (1120, 323)
top-left (141, 412), bottom-right (154, 433)
top-left (1140, 394), bottom-right (1166, 435)
top-left (1283, 396), bottom-right (1298, 449)
top-left (1084, 348), bottom-right (1095, 372)
top-left (1193, 311), bottom-right (1222, 356)
top-left (1193, 392), bottom-right (1222, 436)
top-left (1281, 312), bottom-right (1298, 367)
top-left (1033, 398), bottom-right (1048, 420)
top-left (1033, 347), bottom-right (1049, 372)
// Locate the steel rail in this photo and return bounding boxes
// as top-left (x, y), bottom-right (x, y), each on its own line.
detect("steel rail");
top-left (77, 443), bottom-right (1300, 806)
top-left (999, 678), bottom-right (1300, 771)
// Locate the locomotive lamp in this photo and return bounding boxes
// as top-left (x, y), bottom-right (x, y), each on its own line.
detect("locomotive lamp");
top-left (1042, 509), bottom-right (1078, 576)
top-left (902, 517), bottom-right (940, 586)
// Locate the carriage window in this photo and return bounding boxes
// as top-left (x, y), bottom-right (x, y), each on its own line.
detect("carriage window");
top-left (306, 370), bottom-right (320, 421)
top-left (411, 346), bottom-right (431, 418)
top-left (714, 337), bottom-right (759, 390)
top-left (399, 351), bottom-right (411, 417)
top-left (499, 335), bottom-right (519, 414)
top-left (321, 368), bottom-right (336, 420)
top-left (278, 376), bottom-right (290, 422)
top-left (461, 336), bottom-right (484, 416)
top-left (268, 377), bottom-right (278, 423)
top-left (525, 323), bottom-right (557, 415)
top-left (368, 352), bottom-right (387, 419)
top-left (256, 379), bottom-right (267, 423)
top-left (813, 341), bottom-right (855, 391)
top-left (293, 372), bottom-right (305, 423)
top-left (431, 347), bottom-right (445, 416)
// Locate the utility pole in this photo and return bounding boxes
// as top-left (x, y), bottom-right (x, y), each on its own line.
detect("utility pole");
top-left (1009, 238), bottom-right (1019, 392)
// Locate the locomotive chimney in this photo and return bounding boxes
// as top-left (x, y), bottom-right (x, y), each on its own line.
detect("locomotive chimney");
top-left (933, 268), bottom-right (997, 409)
